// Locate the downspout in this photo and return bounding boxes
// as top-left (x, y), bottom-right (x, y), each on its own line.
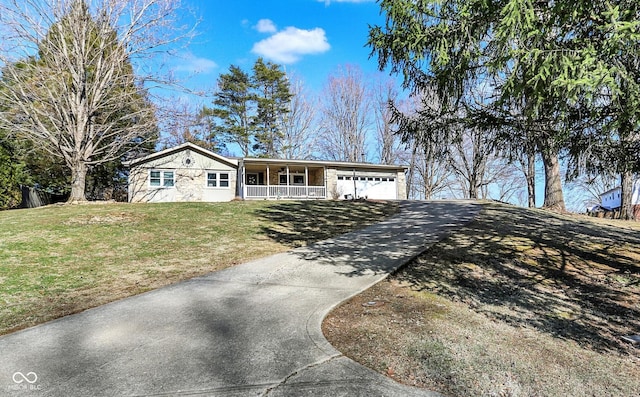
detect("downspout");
top-left (353, 168), bottom-right (357, 199)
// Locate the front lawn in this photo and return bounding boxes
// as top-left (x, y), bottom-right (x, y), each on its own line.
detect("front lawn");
top-left (0, 200), bottom-right (398, 335)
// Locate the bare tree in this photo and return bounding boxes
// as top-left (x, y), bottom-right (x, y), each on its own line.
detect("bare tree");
top-left (0, 0), bottom-right (193, 202)
top-left (280, 75), bottom-right (318, 159)
top-left (163, 99), bottom-right (199, 147)
top-left (397, 91), bottom-right (455, 200)
top-left (372, 76), bottom-right (403, 165)
top-left (162, 98), bottom-right (226, 153)
top-left (446, 126), bottom-right (491, 199)
top-left (406, 137), bottom-right (453, 199)
top-left (566, 172), bottom-right (618, 212)
top-left (318, 65), bottom-right (371, 162)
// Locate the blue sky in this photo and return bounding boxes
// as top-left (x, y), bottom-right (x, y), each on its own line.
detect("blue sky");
top-left (173, 0), bottom-right (391, 97)
top-left (162, 1), bottom-right (585, 209)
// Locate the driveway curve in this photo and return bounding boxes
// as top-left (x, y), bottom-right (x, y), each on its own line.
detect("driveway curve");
top-left (0, 200), bottom-right (480, 396)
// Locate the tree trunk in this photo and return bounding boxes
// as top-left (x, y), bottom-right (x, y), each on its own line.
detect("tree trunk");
top-left (539, 146), bottom-right (566, 212)
top-left (68, 161), bottom-right (88, 203)
top-left (527, 150), bottom-right (536, 208)
top-left (468, 176), bottom-right (478, 199)
top-left (620, 170), bottom-right (634, 220)
top-left (406, 141), bottom-right (418, 199)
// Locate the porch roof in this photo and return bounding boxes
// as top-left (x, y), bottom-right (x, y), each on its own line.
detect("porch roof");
top-left (241, 157), bottom-right (407, 172)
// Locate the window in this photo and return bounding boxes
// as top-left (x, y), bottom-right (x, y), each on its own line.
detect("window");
top-left (163, 171), bottom-right (174, 187)
top-left (207, 171), bottom-right (230, 188)
top-left (207, 173), bottom-right (217, 187)
top-left (278, 173), bottom-right (306, 185)
top-left (150, 170), bottom-right (161, 186)
top-left (149, 170), bottom-right (174, 187)
top-left (220, 173), bottom-right (229, 187)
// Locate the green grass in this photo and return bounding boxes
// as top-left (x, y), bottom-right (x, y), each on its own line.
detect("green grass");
top-left (0, 200), bottom-right (398, 335)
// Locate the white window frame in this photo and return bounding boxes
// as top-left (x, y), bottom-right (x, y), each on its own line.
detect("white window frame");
top-left (278, 172), bottom-right (306, 186)
top-left (292, 174), bottom-right (305, 186)
top-left (149, 170), bottom-right (174, 188)
top-left (206, 171), bottom-right (231, 189)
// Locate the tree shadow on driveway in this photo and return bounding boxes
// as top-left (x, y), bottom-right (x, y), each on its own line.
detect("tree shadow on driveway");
top-left (258, 200), bottom-right (482, 278)
top-left (254, 200), bottom-right (399, 247)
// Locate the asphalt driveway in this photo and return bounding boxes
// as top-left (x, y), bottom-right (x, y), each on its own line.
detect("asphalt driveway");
top-left (0, 200), bottom-right (480, 396)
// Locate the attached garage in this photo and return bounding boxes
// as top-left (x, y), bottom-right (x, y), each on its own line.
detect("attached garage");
top-left (336, 171), bottom-right (400, 200)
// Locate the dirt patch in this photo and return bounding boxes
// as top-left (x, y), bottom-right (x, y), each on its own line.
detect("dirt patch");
top-left (63, 212), bottom-right (143, 225)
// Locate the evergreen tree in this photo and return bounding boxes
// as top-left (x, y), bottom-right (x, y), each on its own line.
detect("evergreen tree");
top-left (368, 0), bottom-right (640, 212)
top-left (251, 58), bottom-right (292, 157)
top-left (203, 65), bottom-right (254, 156)
top-left (204, 59), bottom-right (292, 158)
top-left (0, 134), bottom-right (25, 209)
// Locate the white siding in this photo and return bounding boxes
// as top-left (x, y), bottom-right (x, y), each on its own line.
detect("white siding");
top-left (633, 180), bottom-right (640, 205)
top-left (600, 180), bottom-right (640, 209)
top-left (601, 188), bottom-right (621, 209)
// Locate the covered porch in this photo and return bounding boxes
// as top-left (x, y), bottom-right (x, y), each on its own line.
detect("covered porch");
top-left (241, 161), bottom-right (327, 199)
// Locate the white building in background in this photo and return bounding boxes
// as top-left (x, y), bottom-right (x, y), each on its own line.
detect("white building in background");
top-left (600, 180), bottom-right (640, 210)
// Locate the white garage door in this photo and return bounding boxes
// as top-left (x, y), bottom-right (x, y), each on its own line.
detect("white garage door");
top-left (336, 175), bottom-right (397, 200)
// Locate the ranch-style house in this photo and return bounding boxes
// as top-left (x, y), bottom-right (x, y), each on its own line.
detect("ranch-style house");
top-left (126, 142), bottom-right (408, 203)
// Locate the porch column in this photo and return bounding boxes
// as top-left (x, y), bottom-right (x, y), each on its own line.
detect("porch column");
top-left (324, 167), bottom-right (327, 199)
top-left (305, 166), bottom-right (309, 197)
top-left (266, 165), bottom-right (270, 198)
top-left (286, 165), bottom-right (290, 198)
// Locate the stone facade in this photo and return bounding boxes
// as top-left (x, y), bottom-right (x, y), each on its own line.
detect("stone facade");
top-left (396, 171), bottom-right (407, 200)
top-left (325, 168), bottom-right (339, 199)
top-left (128, 144), bottom-right (238, 203)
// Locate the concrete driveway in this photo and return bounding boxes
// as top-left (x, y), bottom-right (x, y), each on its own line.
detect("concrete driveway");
top-left (0, 201), bottom-right (480, 396)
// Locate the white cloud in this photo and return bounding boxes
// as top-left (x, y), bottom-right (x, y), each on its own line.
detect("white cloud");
top-left (254, 19), bottom-right (277, 33)
top-left (173, 53), bottom-right (218, 74)
top-left (251, 27), bottom-right (330, 64)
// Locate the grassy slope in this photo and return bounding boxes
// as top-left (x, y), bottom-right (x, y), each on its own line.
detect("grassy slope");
top-left (0, 200), bottom-right (398, 335)
top-left (324, 203), bottom-right (640, 397)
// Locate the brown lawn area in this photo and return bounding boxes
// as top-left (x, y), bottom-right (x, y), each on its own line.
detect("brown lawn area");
top-left (324, 203), bottom-right (640, 396)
